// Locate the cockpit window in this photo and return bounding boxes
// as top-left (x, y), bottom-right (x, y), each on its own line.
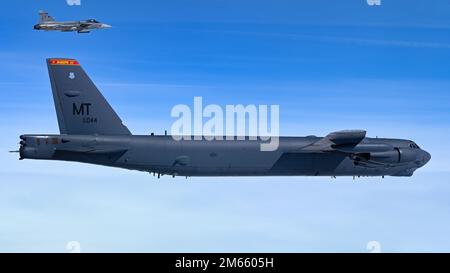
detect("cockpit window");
top-left (409, 143), bottom-right (420, 149)
top-left (88, 19), bottom-right (99, 23)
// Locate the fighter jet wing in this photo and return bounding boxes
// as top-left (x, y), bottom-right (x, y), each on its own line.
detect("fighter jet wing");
top-left (300, 130), bottom-right (366, 153)
top-left (75, 24), bottom-right (92, 33)
top-left (60, 25), bottom-right (79, 32)
top-left (78, 23), bottom-right (91, 28)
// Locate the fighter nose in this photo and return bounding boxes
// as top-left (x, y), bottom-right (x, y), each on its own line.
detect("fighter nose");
top-left (101, 24), bottom-right (112, 28)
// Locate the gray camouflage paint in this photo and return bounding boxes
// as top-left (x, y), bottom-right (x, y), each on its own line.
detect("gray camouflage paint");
top-left (18, 59), bottom-right (431, 177)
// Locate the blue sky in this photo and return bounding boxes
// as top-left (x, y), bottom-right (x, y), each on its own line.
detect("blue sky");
top-left (1, 0), bottom-right (450, 252)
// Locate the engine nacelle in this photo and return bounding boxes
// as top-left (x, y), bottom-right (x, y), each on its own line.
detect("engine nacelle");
top-left (369, 150), bottom-right (400, 164)
top-left (356, 148), bottom-right (416, 164)
top-left (397, 148), bottom-right (416, 163)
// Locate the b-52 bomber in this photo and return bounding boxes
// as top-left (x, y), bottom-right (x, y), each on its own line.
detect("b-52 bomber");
top-left (33, 10), bottom-right (111, 33)
top-left (16, 59), bottom-right (431, 178)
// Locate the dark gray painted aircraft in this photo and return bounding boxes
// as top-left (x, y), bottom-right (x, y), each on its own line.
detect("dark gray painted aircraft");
top-left (16, 59), bottom-right (431, 178)
top-left (33, 10), bottom-right (111, 33)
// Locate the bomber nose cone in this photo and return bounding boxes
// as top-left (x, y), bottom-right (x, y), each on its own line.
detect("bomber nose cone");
top-left (423, 150), bottom-right (431, 165)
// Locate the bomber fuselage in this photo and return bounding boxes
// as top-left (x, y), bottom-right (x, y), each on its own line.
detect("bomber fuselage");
top-left (19, 134), bottom-right (431, 177)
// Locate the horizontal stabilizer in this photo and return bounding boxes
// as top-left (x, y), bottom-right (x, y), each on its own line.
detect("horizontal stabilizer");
top-left (56, 146), bottom-right (127, 155)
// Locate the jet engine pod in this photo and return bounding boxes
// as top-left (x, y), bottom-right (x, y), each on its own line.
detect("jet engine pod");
top-left (397, 148), bottom-right (416, 163)
top-left (369, 148), bottom-right (416, 164)
top-left (369, 150), bottom-right (400, 164)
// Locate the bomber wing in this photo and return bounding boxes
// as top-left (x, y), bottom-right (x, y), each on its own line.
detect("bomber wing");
top-left (301, 130), bottom-right (367, 153)
top-left (300, 130), bottom-right (408, 169)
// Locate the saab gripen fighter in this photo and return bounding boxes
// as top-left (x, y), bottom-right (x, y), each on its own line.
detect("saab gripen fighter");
top-left (16, 59), bottom-right (430, 178)
top-left (33, 10), bottom-right (111, 33)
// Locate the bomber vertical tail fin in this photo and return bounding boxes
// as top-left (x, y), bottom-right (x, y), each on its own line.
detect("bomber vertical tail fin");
top-left (47, 58), bottom-right (131, 135)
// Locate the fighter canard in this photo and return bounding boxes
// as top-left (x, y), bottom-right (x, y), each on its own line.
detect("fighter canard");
top-left (33, 10), bottom-right (111, 33)
top-left (16, 59), bottom-right (431, 178)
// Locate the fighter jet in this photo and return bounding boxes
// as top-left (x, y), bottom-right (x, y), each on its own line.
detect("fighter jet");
top-left (16, 59), bottom-right (431, 178)
top-left (33, 10), bottom-right (111, 33)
